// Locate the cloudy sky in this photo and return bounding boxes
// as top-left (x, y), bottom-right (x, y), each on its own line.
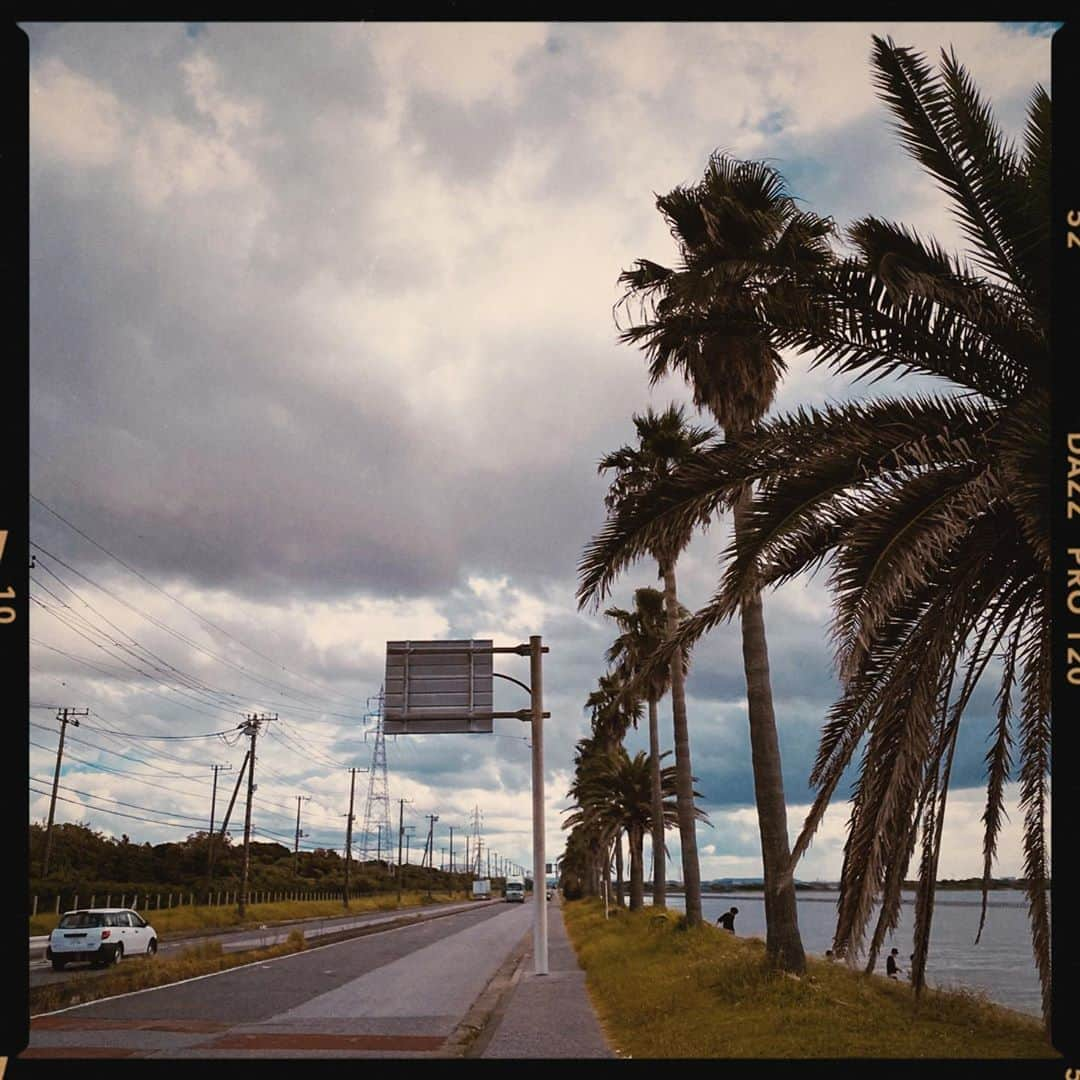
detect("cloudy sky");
top-left (24, 21), bottom-right (1055, 887)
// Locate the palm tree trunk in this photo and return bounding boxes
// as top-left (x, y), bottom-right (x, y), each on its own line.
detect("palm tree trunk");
top-left (615, 830), bottom-right (625, 907)
top-left (662, 558), bottom-right (702, 928)
top-left (733, 484), bottom-right (806, 973)
top-left (586, 842), bottom-right (598, 897)
top-left (629, 825), bottom-right (645, 910)
top-left (648, 694), bottom-right (666, 907)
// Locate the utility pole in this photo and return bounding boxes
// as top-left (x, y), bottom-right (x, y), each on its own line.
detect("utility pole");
top-left (405, 824), bottom-right (415, 867)
top-left (395, 797), bottom-right (411, 906)
top-left (207, 763), bottom-right (233, 875)
top-left (238, 713), bottom-right (275, 917)
top-left (294, 795), bottom-right (310, 875)
top-left (449, 826), bottom-right (454, 874)
top-left (343, 768), bottom-right (357, 907)
top-left (530, 634), bottom-right (548, 974)
top-left (41, 707), bottom-right (88, 877)
top-left (465, 834), bottom-right (470, 878)
top-left (209, 750), bottom-right (248, 880)
top-left (421, 813), bottom-right (438, 900)
top-left (423, 814), bottom-right (438, 869)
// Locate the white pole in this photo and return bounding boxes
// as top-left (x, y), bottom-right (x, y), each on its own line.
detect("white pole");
top-left (530, 635), bottom-right (548, 976)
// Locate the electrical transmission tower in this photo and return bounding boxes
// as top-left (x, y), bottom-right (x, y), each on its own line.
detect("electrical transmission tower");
top-left (469, 804), bottom-right (484, 879)
top-left (360, 688), bottom-right (392, 864)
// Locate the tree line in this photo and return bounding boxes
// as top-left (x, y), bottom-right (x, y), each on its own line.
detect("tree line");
top-left (29, 821), bottom-right (482, 906)
top-left (563, 35), bottom-right (1051, 1030)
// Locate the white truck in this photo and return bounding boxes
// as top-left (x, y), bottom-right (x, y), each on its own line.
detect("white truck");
top-left (471, 879), bottom-right (491, 900)
top-left (504, 875), bottom-right (525, 902)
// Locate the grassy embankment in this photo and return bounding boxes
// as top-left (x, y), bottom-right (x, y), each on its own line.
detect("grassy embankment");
top-left (30, 931), bottom-right (308, 1016)
top-left (562, 900), bottom-right (1059, 1059)
top-left (30, 889), bottom-right (463, 937)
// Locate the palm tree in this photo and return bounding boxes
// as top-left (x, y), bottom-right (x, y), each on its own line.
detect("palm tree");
top-left (559, 825), bottom-right (595, 900)
top-left (584, 671), bottom-right (643, 905)
top-left (580, 405), bottom-right (715, 926)
top-left (585, 672), bottom-right (642, 752)
top-left (565, 744), bottom-right (695, 911)
top-left (605, 586), bottom-right (688, 907)
top-left (565, 734), bottom-right (621, 908)
top-left (574, 39), bottom-right (1051, 1022)
top-left (584, 155), bottom-right (832, 970)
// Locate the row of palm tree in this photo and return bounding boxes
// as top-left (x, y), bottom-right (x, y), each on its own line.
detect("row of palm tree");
top-left (572, 36), bottom-right (1051, 1028)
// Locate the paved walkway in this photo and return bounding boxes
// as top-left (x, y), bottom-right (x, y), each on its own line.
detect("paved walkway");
top-left (478, 898), bottom-right (615, 1059)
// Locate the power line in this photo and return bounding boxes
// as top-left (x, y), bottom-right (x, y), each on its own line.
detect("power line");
top-left (26, 737), bottom-right (308, 825)
top-left (78, 719), bottom-right (221, 770)
top-left (29, 739), bottom-right (209, 787)
top-left (30, 636), bottom-right (233, 723)
top-left (29, 785), bottom-right (215, 833)
top-left (29, 723), bottom-right (217, 780)
top-left (32, 564), bottom-right (237, 705)
top-left (267, 725), bottom-right (354, 773)
top-left (32, 584), bottom-right (363, 726)
top-left (30, 536), bottom-right (366, 718)
top-left (30, 778), bottom-right (209, 825)
top-left (30, 599), bottom-right (240, 717)
top-left (81, 718), bottom-right (237, 741)
top-left (31, 492), bottom-right (360, 706)
top-left (29, 718), bottom-right (232, 772)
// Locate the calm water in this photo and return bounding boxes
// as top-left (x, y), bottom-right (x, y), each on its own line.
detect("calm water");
top-left (648, 889), bottom-right (1045, 1017)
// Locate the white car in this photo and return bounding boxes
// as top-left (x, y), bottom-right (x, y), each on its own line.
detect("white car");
top-left (46, 908), bottom-right (158, 971)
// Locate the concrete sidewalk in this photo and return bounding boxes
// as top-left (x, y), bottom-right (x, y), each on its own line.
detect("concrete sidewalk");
top-left (476, 899), bottom-right (616, 1059)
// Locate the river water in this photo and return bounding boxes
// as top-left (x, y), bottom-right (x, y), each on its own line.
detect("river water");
top-left (649, 888), bottom-right (1044, 1017)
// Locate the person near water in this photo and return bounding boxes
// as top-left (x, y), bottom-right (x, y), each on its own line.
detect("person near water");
top-left (886, 948), bottom-right (902, 979)
top-left (716, 906), bottom-right (738, 932)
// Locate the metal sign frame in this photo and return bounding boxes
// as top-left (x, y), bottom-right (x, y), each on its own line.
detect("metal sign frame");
top-left (384, 640), bottom-right (495, 734)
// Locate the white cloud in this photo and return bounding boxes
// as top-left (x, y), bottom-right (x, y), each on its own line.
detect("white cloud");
top-left (366, 22), bottom-right (550, 108)
top-left (30, 57), bottom-right (126, 168)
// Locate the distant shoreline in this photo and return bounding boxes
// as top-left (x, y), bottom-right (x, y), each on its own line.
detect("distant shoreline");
top-left (649, 881), bottom-right (1039, 894)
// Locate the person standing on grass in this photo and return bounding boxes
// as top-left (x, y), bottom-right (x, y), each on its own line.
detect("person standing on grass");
top-left (886, 948), bottom-right (902, 979)
top-left (716, 906), bottom-right (738, 933)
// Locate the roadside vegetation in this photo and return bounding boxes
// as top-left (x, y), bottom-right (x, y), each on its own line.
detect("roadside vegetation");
top-left (563, 901), bottom-right (1057, 1059)
top-left (31, 889), bottom-right (468, 937)
top-left (31, 930), bottom-right (309, 1016)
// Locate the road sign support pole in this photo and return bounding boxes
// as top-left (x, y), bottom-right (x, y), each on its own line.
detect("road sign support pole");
top-left (530, 635), bottom-right (548, 976)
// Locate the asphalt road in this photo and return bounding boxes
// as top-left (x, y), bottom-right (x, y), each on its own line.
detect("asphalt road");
top-left (24, 899), bottom-right (534, 1058)
top-left (29, 898), bottom-right (495, 987)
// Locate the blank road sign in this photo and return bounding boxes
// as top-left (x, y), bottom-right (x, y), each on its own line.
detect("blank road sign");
top-left (384, 640), bottom-right (494, 733)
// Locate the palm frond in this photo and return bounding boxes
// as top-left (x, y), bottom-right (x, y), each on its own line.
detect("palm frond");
top-left (870, 36), bottom-right (1025, 290)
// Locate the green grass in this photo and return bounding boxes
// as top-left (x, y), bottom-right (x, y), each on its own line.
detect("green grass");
top-left (562, 900), bottom-right (1059, 1059)
top-left (30, 890), bottom-right (460, 937)
top-left (30, 930), bottom-right (309, 1016)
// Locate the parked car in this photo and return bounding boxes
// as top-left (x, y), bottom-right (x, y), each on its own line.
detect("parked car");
top-left (46, 908), bottom-right (158, 971)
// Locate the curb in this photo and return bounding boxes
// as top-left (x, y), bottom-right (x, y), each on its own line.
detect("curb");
top-left (442, 926), bottom-right (531, 1059)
